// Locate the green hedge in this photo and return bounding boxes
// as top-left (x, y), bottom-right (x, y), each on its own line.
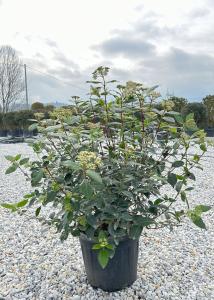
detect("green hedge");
top-left (0, 110), bottom-right (36, 131)
top-left (0, 110), bottom-right (52, 136)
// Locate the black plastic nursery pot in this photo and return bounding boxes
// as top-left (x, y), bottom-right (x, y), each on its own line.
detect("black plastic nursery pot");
top-left (80, 235), bottom-right (139, 292)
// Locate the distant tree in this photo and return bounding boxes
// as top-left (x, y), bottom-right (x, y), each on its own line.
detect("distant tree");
top-left (0, 45), bottom-right (24, 113)
top-left (45, 104), bottom-right (55, 111)
top-left (183, 102), bottom-right (207, 128)
top-left (203, 95), bottom-right (214, 127)
top-left (31, 102), bottom-right (44, 111)
top-left (168, 96), bottom-right (188, 114)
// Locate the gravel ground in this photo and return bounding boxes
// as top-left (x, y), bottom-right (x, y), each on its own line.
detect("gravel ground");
top-left (0, 143), bottom-right (213, 300)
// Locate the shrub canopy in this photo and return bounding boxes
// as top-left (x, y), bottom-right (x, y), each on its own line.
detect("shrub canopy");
top-left (2, 67), bottom-right (211, 268)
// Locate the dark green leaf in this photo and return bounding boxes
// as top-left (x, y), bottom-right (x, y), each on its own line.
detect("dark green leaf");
top-left (154, 198), bottom-right (164, 205)
top-left (189, 213), bottom-right (206, 229)
top-left (47, 191), bottom-right (57, 202)
top-left (86, 170), bottom-right (102, 184)
top-left (185, 187), bottom-right (194, 191)
top-left (62, 160), bottom-right (81, 171)
top-left (175, 181), bottom-right (183, 193)
top-left (172, 161), bottom-right (184, 168)
top-left (87, 215), bottom-right (97, 228)
top-left (20, 158), bottom-right (29, 165)
top-left (129, 225), bottom-right (143, 239)
top-left (200, 144), bottom-right (207, 152)
top-left (35, 206), bottom-right (41, 216)
top-left (60, 230), bottom-right (69, 241)
top-left (31, 169), bottom-right (43, 185)
top-left (167, 172), bottom-right (177, 187)
top-left (79, 180), bottom-right (94, 198)
top-left (181, 191), bottom-right (187, 202)
top-left (174, 114), bottom-right (183, 124)
top-left (5, 164), bottom-right (18, 174)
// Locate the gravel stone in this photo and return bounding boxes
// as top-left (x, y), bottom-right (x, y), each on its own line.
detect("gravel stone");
top-left (0, 143), bottom-right (214, 299)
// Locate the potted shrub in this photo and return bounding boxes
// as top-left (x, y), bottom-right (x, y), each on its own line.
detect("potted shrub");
top-left (1, 67), bottom-right (211, 292)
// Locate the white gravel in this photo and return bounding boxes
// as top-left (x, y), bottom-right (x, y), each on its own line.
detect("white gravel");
top-left (0, 143), bottom-right (213, 300)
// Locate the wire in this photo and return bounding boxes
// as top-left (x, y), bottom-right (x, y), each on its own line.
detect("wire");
top-left (26, 65), bottom-right (88, 93)
top-left (0, 62), bottom-right (88, 93)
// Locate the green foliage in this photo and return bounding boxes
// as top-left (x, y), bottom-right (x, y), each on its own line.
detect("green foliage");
top-left (183, 102), bottom-right (207, 128)
top-left (98, 249), bottom-right (110, 269)
top-left (187, 205), bottom-right (211, 229)
top-left (2, 67), bottom-right (211, 268)
top-left (0, 110), bottom-right (35, 131)
top-left (1, 199), bottom-right (28, 212)
top-left (31, 102), bottom-right (45, 111)
top-left (203, 95), bottom-right (214, 127)
top-left (167, 96), bottom-right (188, 114)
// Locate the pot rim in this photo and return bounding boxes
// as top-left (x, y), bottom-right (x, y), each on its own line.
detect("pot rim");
top-left (79, 233), bottom-right (137, 244)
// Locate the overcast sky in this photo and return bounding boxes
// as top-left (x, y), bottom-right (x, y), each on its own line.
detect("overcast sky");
top-left (0, 0), bottom-right (213, 103)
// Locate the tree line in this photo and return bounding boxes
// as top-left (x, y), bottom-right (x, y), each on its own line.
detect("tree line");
top-left (157, 96), bottom-right (214, 129)
top-left (0, 103), bottom-right (54, 136)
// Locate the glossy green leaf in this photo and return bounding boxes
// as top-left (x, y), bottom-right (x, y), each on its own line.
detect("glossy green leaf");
top-left (14, 154), bottom-right (21, 161)
top-left (98, 249), bottom-right (109, 269)
top-left (35, 206), bottom-right (41, 216)
top-left (16, 199), bottom-right (28, 208)
top-left (1, 203), bottom-right (17, 211)
top-left (92, 244), bottom-right (102, 250)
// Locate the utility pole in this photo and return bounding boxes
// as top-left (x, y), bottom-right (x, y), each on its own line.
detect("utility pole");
top-left (24, 64), bottom-right (29, 109)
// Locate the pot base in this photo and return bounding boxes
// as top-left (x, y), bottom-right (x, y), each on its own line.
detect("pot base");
top-left (80, 236), bottom-right (139, 292)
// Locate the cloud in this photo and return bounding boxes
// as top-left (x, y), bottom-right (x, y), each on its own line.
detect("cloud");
top-left (24, 55), bottom-right (48, 70)
top-left (91, 2), bottom-right (214, 101)
top-left (46, 66), bottom-right (81, 81)
top-left (189, 7), bottom-right (210, 18)
top-left (11, 0), bottom-right (214, 103)
top-left (44, 39), bottom-right (79, 70)
top-left (106, 48), bottom-right (214, 100)
top-left (27, 69), bottom-right (87, 103)
top-left (53, 50), bottom-right (79, 69)
top-left (45, 38), bottom-right (58, 49)
top-left (93, 36), bottom-right (155, 58)
top-left (142, 48), bottom-right (214, 98)
top-left (26, 61), bottom-right (90, 103)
